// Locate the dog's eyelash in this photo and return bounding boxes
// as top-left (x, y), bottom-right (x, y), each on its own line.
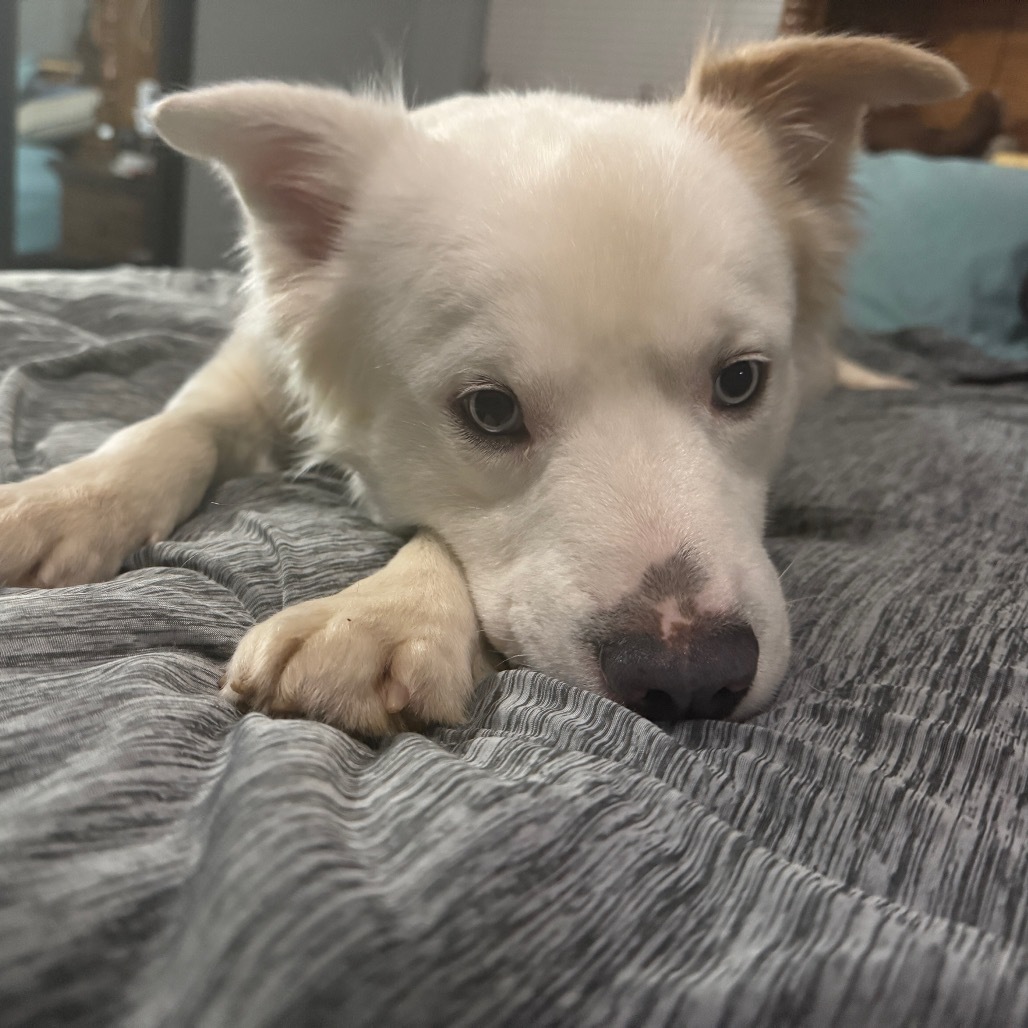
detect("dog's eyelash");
top-left (448, 409), bottom-right (531, 455)
top-left (715, 351), bottom-right (770, 371)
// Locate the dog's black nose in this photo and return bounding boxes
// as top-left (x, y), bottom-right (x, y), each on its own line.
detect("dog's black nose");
top-left (598, 622), bottom-right (758, 721)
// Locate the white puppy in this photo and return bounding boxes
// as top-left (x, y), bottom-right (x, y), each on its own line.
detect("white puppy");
top-left (0, 37), bottom-right (963, 734)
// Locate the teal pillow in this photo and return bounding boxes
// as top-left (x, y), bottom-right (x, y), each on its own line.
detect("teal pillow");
top-left (845, 152), bottom-right (1028, 358)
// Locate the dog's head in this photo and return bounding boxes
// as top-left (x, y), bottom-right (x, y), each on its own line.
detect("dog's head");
top-left (155, 37), bottom-right (962, 721)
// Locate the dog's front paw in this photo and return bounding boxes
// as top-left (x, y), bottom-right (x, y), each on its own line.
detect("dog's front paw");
top-left (0, 464), bottom-right (167, 587)
top-left (221, 563), bottom-right (485, 736)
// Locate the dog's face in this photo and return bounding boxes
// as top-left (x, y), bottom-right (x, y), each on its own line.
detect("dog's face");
top-left (154, 37), bottom-right (963, 721)
top-left (333, 97), bottom-right (800, 718)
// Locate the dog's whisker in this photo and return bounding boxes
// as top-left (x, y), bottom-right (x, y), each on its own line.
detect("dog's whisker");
top-left (496, 652), bottom-right (532, 669)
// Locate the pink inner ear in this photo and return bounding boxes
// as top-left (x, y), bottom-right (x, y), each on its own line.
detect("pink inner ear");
top-left (241, 136), bottom-right (348, 264)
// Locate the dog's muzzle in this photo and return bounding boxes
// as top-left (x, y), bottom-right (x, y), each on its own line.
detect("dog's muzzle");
top-left (595, 620), bottom-right (759, 721)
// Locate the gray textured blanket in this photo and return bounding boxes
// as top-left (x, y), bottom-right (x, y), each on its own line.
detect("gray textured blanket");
top-left (1, 269), bottom-right (1026, 1027)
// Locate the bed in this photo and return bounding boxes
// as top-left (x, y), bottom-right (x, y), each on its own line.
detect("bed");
top-left (15, 142), bottom-right (63, 256)
top-left (14, 57), bottom-right (103, 257)
top-left (0, 268), bottom-right (1026, 1026)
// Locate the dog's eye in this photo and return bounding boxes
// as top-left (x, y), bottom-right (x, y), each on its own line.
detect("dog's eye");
top-left (713, 360), bottom-right (764, 409)
top-left (460, 387), bottom-right (524, 436)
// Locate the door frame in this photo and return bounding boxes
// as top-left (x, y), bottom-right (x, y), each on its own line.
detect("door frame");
top-left (0, 4), bottom-right (16, 267)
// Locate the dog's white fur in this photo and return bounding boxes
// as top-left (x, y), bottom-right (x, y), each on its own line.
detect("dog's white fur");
top-left (0, 37), bottom-right (964, 735)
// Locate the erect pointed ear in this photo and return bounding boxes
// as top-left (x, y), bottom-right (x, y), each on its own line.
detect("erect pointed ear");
top-left (151, 82), bottom-right (408, 270)
top-left (687, 35), bottom-right (966, 204)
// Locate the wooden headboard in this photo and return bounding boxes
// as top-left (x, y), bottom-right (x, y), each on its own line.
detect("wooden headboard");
top-left (779, 0), bottom-right (1028, 152)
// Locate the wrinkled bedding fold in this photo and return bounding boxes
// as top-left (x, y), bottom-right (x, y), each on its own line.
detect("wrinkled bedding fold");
top-left (0, 270), bottom-right (1025, 1027)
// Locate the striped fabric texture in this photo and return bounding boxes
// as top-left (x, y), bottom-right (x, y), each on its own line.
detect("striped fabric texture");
top-left (0, 269), bottom-right (1026, 1026)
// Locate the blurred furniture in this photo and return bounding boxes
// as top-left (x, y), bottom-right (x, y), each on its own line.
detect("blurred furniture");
top-left (91, 0), bottom-right (157, 127)
top-left (55, 158), bottom-right (153, 264)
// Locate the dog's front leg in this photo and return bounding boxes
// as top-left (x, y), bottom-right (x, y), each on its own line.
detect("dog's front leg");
top-left (835, 355), bottom-right (912, 391)
top-left (221, 531), bottom-right (489, 736)
top-left (0, 329), bottom-right (278, 587)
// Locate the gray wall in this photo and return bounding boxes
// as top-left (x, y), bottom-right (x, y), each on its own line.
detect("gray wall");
top-left (180, 0), bottom-right (487, 268)
top-left (484, 0), bottom-right (780, 100)
top-left (18, 0), bottom-right (88, 63)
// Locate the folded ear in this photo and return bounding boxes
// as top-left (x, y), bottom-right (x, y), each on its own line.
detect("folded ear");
top-left (687, 35), bottom-right (966, 204)
top-left (152, 82), bottom-right (408, 270)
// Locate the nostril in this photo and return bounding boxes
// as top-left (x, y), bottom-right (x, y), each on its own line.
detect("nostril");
top-left (690, 622), bottom-right (759, 697)
top-left (597, 620), bottom-right (759, 722)
top-left (597, 633), bottom-right (668, 708)
top-left (636, 689), bottom-right (679, 723)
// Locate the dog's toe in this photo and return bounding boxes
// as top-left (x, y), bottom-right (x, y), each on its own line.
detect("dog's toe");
top-left (219, 569), bottom-right (483, 736)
